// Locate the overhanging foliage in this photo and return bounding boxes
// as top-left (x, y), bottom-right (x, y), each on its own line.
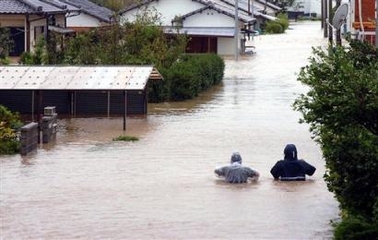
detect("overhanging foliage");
top-left (294, 40), bottom-right (378, 237)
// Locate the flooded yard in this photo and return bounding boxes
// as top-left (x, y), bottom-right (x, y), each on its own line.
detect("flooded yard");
top-left (0, 21), bottom-right (339, 239)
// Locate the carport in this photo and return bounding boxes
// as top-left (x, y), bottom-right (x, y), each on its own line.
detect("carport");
top-left (0, 66), bottom-right (163, 129)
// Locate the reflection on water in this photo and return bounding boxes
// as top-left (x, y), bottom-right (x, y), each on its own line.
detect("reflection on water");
top-left (0, 21), bottom-right (339, 239)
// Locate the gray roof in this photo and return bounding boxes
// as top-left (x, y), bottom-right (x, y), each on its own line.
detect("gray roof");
top-left (254, 0), bottom-right (281, 11)
top-left (0, 66), bottom-right (162, 91)
top-left (165, 26), bottom-right (235, 37)
top-left (0, 0), bottom-right (71, 14)
top-left (121, 0), bottom-right (255, 23)
top-left (190, 0), bottom-right (255, 23)
top-left (60, 0), bottom-right (114, 23)
top-left (0, 0), bottom-right (113, 23)
top-left (121, 0), bottom-right (279, 22)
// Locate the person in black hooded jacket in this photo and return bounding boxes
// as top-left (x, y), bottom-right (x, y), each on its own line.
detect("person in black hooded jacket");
top-left (270, 144), bottom-right (316, 181)
top-left (215, 152), bottom-right (260, 183)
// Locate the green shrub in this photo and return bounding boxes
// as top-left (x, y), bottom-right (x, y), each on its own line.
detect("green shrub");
top-left (0, 139), bottom-right (20, 154)
top-left (19, 52), bottom-right (34, 64)
top-left (0, 105), bottom-right (22, 155)
top-left (276, 13), bottom-right (289, 31)
top-left (112, 135), bottom-right (139, 142)
top-left (0, 57), bottom-right (10, 65)
top-left (294, 39), bottom-right (378, 237)
top-left (334, 216), bottom-right (378, 240)
top-left (150, 54), bottom-right (224, 102)
top-left (265, 21), bottom-right (284, 34)
top-left (264, 13), bottom-right (289, 34)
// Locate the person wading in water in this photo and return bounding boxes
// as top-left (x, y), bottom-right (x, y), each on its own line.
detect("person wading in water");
top-left (270, 144), bottom-right (316, 181)
top-left (215, 152), bottom-right (260, 183)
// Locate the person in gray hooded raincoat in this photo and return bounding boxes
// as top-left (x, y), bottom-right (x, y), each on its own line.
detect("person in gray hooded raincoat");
top-left (215, 152), bottom-right (260, 183)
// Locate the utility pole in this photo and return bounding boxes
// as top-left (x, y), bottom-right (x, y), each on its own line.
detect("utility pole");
top-left (235, 0), bottom-right (239, 61)
top-left (376, 0), bottom-right (378, 49)
top-left (336, 0), bottom-right (342, 45)
top-left (324, 0), bottom-right (328, 38)
top-left (328, 0), bottom-right (333, 46)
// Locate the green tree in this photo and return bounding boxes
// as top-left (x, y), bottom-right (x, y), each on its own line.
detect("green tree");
top-left (0, 26), bottom-right (13, 65)
top-left (19, 37), bottom-right (49, 65)
top-left (63, 30), bottom-right (102, 65)
top-left (294, 40), bottom-right (378, 238)
top-left (0, 105), bottom-right (22, 155)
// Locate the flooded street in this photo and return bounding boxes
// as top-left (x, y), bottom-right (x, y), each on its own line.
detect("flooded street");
top-left (1, 21), bottom-right (339, 239)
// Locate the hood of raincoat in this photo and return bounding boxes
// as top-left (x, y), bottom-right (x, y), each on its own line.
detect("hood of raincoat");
top-left (284, 144), bottom-right (298, 161)
top-left (230, 152), bottom-right (242, 164)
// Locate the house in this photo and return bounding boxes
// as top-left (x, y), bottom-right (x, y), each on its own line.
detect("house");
top-left (0, 65), bottom-right (163, 117)
top-left (60, 0), bottom-right (114, 32)
top-left (350, 0), bottom-right (376, 45)
top-left (120, 0), bottom-right (280, 56)
top-left (0, 0), bottom-right (113, 57)
top-left (294, 0), bottom-right (322, 18)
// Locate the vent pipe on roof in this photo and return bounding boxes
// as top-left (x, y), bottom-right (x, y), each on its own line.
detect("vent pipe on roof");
top-left (20, 0), bottom-right (43, 12)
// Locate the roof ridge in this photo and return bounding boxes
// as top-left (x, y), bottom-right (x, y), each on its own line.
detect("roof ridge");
top-left (59, 0), bottom-right (82, 9)
top-left (18, 0), bottom-right (43, 12)
top-left (39, 0), bottom-right (68, 10)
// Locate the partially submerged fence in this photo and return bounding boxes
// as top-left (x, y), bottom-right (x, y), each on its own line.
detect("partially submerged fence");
top-left (20, 106), bottom-right (58, 155)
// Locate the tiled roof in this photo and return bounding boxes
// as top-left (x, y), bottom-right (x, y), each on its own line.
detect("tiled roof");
top-left (0, 0), bottom-right (31, 14)
top-left (194, 0), bottom-right (255, 23)
top-left (120, 0), bottom-right (279, 22)
top-left (60, 0), bottom-right (114, 23)
top-left (0, 0), bottom-right (70, 14)
top-left (0, 0), bottom-right (113, 22)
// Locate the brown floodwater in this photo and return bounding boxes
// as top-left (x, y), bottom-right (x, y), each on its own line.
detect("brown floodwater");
top-left (1, 21), bottom-right (340, 239)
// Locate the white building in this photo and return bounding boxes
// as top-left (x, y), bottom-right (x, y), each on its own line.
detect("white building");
top-left (120, 0), bottom-right (280, 56)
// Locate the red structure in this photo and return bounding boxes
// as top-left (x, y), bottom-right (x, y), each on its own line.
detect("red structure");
top-left (352, 0), bottom-right (376, 45)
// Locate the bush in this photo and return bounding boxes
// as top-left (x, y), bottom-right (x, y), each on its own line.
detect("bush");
top-left (112, 135), bottom-right (139, 142)
top-left (264, 13), bottom-right (289, 34)
top-left (276, 13), bottom-right (289, 31)
top-left (148, 54), bottom-right (224, 102)
top-left (294, 39), bottom-right (378, 237)
top-left (0, 57), bottom-right (10, 65)
top-left (152, 54), bottom-right (224, 101)
top-left (0, 139), bottom-right (20, 154)
top-left (265, 21), bottom-right (283, 34)
top-left (0, 105), bottom-right (22, 155)
top-left (334, 216), bottom-right (378, 240)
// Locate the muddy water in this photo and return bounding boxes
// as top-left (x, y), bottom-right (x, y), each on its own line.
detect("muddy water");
top-left (1, 21), bottom-right (339, 239)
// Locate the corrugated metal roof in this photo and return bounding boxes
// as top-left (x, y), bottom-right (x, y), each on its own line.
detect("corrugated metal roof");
top-left (0, 66), bottom-right (162, 90)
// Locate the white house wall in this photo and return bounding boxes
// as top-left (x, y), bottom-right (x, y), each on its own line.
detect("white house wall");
top-left (183, 9), bottom-right (236, 27)
top-left (121, 0), bottom-right (204, 25)
top-left (302, 0), bottom-right (322, 16)
top-left (67, 13), bottom-right (102, 27)
top-left (29, 15), bottom-right (65, 52)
